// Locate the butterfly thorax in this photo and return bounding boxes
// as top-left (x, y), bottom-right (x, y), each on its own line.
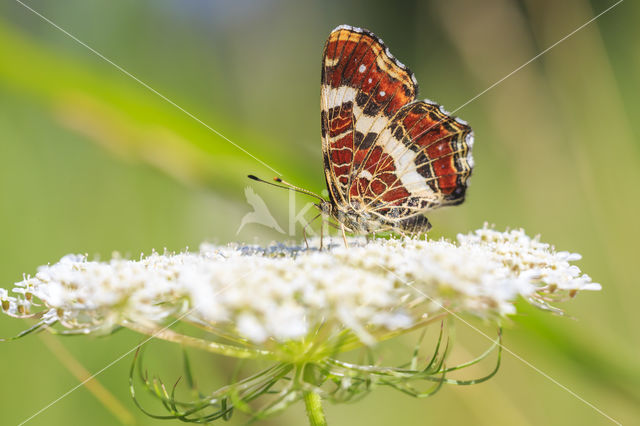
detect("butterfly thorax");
top-left (318, 199), bottom-right (387, 234)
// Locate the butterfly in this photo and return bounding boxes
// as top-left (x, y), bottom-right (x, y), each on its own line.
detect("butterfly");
top-left (251, 25), bottom-right (473, 242)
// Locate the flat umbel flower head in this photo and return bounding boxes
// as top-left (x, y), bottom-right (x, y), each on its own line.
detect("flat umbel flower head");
top-left (1, 226), bottom-right (600, 421)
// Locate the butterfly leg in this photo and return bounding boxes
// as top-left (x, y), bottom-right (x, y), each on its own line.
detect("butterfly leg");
top-left (341, 224), bottom-right (349, 248)
top-left (320, 219), bottom-right (341, 249)
top-left (319, 223), bottom-right (323, 250)
top-left (302, 223), bottom-right (309, 249)
top-left (302, 213), bottom-right (322, 250)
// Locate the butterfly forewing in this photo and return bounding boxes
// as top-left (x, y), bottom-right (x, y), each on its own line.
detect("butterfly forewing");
top-left (321, 26), bottom-right (417, 203)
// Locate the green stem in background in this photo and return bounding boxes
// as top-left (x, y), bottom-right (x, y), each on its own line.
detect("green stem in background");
top-left (303, 390), bottom-right (327, 426)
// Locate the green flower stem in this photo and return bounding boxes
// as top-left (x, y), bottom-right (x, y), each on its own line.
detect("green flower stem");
top-left (303, 390), bottom-right (327, 426)
top-left (123, 321), bottom-right (274, 359)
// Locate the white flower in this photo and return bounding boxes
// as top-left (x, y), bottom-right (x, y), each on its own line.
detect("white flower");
top-left (3, 226), bottom-right (600, 351)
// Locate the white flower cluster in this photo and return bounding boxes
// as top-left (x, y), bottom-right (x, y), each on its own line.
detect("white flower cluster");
top-left (1, 226), bottom-right (600, 345)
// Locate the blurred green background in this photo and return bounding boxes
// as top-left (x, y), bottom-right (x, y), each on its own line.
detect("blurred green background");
top-left (1, 0), bottom-right (639, 425)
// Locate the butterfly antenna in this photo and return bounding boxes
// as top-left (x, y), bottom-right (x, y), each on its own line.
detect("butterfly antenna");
top-left (247, 175), bottom-right (325, 202)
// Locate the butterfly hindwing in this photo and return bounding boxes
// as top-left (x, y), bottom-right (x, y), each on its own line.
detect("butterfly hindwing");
top-left (352, 101), bottom-right (473, 218)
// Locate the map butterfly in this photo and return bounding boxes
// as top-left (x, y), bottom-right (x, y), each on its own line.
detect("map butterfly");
top-left (252, 25), bottom-right (474, 241)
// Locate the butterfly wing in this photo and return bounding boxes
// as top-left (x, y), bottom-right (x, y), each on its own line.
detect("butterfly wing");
top-left (321, 25), bottom-right (418, 207)
top-left (350, 100), bottom-right (473, 232)
top-left (320, 25), bottom-right (473, 233)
